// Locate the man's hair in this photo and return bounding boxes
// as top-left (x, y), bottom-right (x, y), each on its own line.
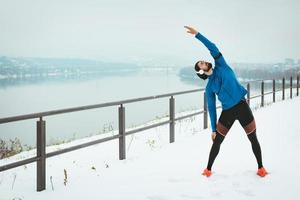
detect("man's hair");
top-left (194, 61), bottom-right (200, 72)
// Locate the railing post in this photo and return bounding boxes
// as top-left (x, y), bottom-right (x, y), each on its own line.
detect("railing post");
top-left (118, 104), bottom-right (126, 160)
top-left (203, 92), bottom-right (208, 129)
top-left (290, 76), bottom-right (293, 99)
top-left (261, 81), bottom-right (264, 107)
top-left (247, 83), bottom-right (250, 105)
top-left (169, 96), bottom-right (175, 143)
top-left (273, 79), bottom-right (275, 103)
top-left (282, 77), bottom-right (285, 100)
top-left (297, 75), bottom-right (299, 96)
top-left (37, 117), bottom-right (46, 192)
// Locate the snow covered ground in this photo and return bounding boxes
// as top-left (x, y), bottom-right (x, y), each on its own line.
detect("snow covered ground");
top-left (1, 96), bottom-right (300, 200)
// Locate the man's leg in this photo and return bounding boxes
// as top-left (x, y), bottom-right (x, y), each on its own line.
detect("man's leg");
top-left (247, 130), bottom-right (263, 169)
top-left (237, 100), bottom-right (266, 173)
top-left (207, 132), bottom-right (225, 170)
top-left (205, 110), bottom-right (234, 172)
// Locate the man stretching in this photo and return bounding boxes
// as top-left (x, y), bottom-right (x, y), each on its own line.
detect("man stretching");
top-left (184, 25), bottom-right (268, 177)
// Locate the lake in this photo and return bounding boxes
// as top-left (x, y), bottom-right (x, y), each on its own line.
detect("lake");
top-left (0, 66), bottom-right (278, 148)
top-left (0, 67), bottom-right (206, 148)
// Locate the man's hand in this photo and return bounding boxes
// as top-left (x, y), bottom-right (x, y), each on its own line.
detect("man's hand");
top-left (211, 132), bottom-right (216, 141)
top-left (184, 26), bottom-right (198, 35)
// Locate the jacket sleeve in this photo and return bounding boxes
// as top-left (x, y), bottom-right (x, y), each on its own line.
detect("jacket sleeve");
top-left (206, 88), bottom-right (217, 132)
top-left (195, 32), bottom-right (222, 60)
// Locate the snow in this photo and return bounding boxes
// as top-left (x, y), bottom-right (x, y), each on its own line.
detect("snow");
top-left (1, 96), bottom-right (300, 200)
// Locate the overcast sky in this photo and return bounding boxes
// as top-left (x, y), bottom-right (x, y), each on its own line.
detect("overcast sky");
top-left (0, 0), bottom-right (299, 65)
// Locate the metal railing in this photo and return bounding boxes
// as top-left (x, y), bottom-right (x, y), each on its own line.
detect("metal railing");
top-left (0, 75), bottom-right (299, 191)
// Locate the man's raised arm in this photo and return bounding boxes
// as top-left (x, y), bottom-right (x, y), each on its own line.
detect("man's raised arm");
top-left (184, 26), bottom-right (221, 60)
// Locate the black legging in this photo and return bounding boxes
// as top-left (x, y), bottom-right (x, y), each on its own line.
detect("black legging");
top-left (206, 99), bottom-right (263, 170)
top-left (207, 132), bottom-right (224, 170)
top-left (207, 131), bottom-right (263, 170)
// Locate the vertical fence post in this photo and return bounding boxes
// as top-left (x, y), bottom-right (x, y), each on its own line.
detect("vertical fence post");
top-left (247, 83), bottom-right (250, 105)
top-left (290, 76), bottom-right (293, 99)
top-left (261, 81), bottom-right (264, 107)
top-left (282, 77), bottom-right (285, 100)
top-left (203, 92), bottom-right (208, 129)
top-left (297, 75), bottom-right (299, 96)
top-left (37, 117), bottom-right (46, 192)
top-left (118, 104), bottom-right (126, 160)
top-left (169, 96), bottom-right (175, 143)
top-left (273, 79), bottom-right (275, 103)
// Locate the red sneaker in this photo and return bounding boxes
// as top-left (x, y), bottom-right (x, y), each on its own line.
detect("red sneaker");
top-left (257, 167), bottom-right (268, 177)
top-left (202, 168), bottom-right (212, 177)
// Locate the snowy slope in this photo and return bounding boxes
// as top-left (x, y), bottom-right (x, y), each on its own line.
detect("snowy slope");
top-left (0, 97), bottom-right (300, 200)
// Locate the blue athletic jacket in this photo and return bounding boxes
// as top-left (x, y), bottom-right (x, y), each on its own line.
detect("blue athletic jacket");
top-left (195, 32), bottom-right (248, 132)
